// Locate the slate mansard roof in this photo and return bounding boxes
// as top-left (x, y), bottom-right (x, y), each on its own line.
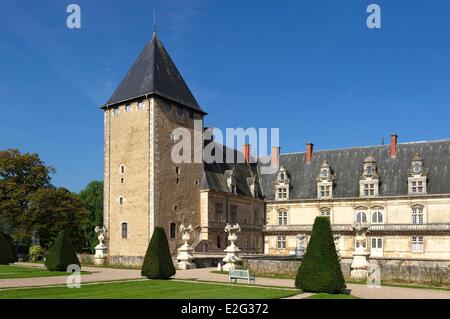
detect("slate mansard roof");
top-left (104, 33), bottom-right (204, 113)
top-left (258, 139), bottom-right (450, 201)
top-left (201, 142), bottom-right (264, 199)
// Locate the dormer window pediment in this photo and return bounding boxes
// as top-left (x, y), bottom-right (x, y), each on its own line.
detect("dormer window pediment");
top-left (408, 153), bottom-right (428, 195)
top-left (275, 167), bottom-right (290, 201)
top-left (317, 160), bottom-right (333, 199)
top-left (360, 156), bottom-right (379, 197)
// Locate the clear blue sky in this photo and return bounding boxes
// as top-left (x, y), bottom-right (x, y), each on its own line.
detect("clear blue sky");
top-left (1, 0), bottom-right (449, 192)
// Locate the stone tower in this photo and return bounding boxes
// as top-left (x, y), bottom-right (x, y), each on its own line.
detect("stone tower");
top-left (102, 32), bottom-right (206, 264)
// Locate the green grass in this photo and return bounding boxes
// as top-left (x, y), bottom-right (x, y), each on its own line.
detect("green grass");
top-left (0, 264), bottom-right (90, 279)
top-left (306, 293), bottom-right (360, 299)
top-left (0, 279), bottom-right (300, 299)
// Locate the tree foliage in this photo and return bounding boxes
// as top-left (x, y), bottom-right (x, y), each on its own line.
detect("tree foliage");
top-left (295, 217), bottom-right (346, 294)
top-left (0, 149), bottom-right (54, 243)
top-left (78, 181), bottom-right (103, 252)
top-left (141, 227), bottom-right (176, 279)
top-left (45, 229), bottom-right (80, 271)
top-left (28, 187), bottom-right (86, 250)
top-left (0, 231), bottom-right (17, 264)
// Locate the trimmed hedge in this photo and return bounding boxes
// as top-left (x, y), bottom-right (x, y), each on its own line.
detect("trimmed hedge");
top-left (45, 230), bottom-right (80, 271)
top-left (0, 232), bottom-right (17, 264)
top-left (141, 227), bottom-right (176, 279)
top-left (295, 217), bottom-right (346, 294)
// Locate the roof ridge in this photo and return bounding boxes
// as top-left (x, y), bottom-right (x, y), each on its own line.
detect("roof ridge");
top-left (279, 138), bottom-right (450, 156)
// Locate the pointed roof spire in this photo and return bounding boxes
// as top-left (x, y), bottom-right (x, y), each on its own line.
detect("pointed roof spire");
top-left (104, 31), bottom-right (204, 113)
top-left (153, 8), bottom-right (156, 35)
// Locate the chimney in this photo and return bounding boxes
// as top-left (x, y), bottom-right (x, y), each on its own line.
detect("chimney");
top-left (243, 144), bottom-right (251, 163)
top-left (390, 134), bottom-right (398, 158)
top-left (271, 146), bottom-right (280, 167)
top-left (306, 143), bottom-right (314, 163)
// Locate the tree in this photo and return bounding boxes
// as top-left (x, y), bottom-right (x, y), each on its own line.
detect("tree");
top-left (295, 217), bottom-right (346, 294)
top-left (0, 231), bottom-right (17, 264)
top-left (78, 181), bottom-right (103, 252)
top-left (27, 187), bottom-right (86, 250)
top-left (45, 229), bottom-right (80, 271)
top-left (141, 227), bottom-right (176, 279)
top-left (0, 149), bottom-right (54, 244)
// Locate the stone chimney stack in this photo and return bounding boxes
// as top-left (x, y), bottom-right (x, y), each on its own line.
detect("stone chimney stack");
top-left (390, 134), bottom-right (398, 158)
top-left (306, 143), bottom-right (314, 163)
top-left (243, 144), bottom-right (251, 163)
top-left (271, 146), bottom-right (280, 168)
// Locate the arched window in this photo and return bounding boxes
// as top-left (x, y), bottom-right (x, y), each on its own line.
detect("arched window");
top-left (280, 173), bottom-right (285, 180)
top-left (322, 170), bottom-right (328, 178)
top-left (216, 235), bottom-right (221, 249)
top-left (412, 207), bottom-right (424, 224)
top-left (367, 165), bottom-right (373, 175)
top-left (121, 223), bottom-right (128, 239)
top-left (278, 211), bottom-right (288, 225)
top-left (372, 211), bottom-right (383, 224)
top-left (320, 208), bottom-right (331, 218)
top-left (170, 223), bottom-right (177, 239)
top-left (356, 212), bottom-right (367, 223)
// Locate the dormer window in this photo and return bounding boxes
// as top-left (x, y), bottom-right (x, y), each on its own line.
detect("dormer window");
top-left (317, 160), bottom-right (333, 199)
top-left (408, 153), bottom-right (428, 195)
top-left (225, 169), bottom-right (237, 195)
top-left (360, 156), bottom-right (379, 197)
top-left (275, 167), bottom-right (290, 201)
top-left (137, 100), bottom-right (144, 110)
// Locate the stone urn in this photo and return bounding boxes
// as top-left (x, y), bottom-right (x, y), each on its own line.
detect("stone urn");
top-left (176, 224), bottom-right (196, 270)
top-left (222, 223), bottom-right (242, 271)
top-left (94, 226), bottom-right (108, 265)
top-left (350, 222), bottom-right (371, 279)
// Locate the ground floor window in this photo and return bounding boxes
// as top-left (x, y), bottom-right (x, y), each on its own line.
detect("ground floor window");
top-left (121, 223), bottom-right (128, 239)
top-left (412, 236), bottom-right (424, 252)
top-left (277, 236), bottom-right (286, 249)
top-left (170, 223), bottom-right (177, 239)
top-left (371, 237), bottom-right (383, 249)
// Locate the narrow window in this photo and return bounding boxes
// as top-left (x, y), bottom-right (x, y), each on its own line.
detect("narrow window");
top-left (170, 223), bottom-right (177, 239)
top-left (412, 236), bottom-right (424, 252)
top-left (121, 223), bottom-right (128, 239)
top-left (278, 211), bottom-right (288, 225)
top-left (176, 166), bottom-right (180, 175)
top-left (217, 235), bottom-right (221, 249)
top-left (174, 205), bottom-right (178, 211)
top-left (372, 211), bottom-right (383, 224)
top-left (120, 177), bottom-right (124, 184)
top-left (120, 165), bottom-right (125, 174)
top-left (230, 205), bottom-right (238, 223)
top-left (215, 203), bottom-right (223, 221)
top-left (277, 236), bottom-right (286, 249)
top-left (119, 197), bottom-right (123, 205)
top-left (412, 207), bottom-right (424, 224)
top-left (356, 212), bottom-right (367, 223)
top-left (176, 178), bottom-right (179, 184)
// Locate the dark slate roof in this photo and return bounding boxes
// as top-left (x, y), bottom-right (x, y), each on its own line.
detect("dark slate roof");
top-left (258, 139), bottom-right (450, 200)
top-left (104, 33), bottom-right (204, 113)
top-left (201, 142), bottom-right (263, 199)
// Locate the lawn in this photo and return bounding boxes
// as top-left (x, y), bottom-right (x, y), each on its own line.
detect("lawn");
top-left (0, 279), bottom-right (300, 299)
top-left (306, 293), bottom-right (360, 299)
top-left (0, 264), bottom-right (89, 279)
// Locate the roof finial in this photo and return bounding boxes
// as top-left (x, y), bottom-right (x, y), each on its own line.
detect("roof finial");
top-left (153, 8), bottom-right (157, 35)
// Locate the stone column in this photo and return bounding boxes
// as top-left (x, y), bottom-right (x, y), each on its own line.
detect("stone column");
top-left (222, 223), bottom-right (242, 271)
top-left (177, 224), bottom-right (196, 270)
top-left (94, 226), bottom-right (108, 265)
top-left (350, 222), bottom-right (371, 279)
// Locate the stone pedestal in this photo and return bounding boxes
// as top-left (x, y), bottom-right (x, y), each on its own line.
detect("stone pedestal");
top-left (222, 223), bottom-right (242, 271)
top-left (177, 224), bottom-right (196, 270)
top-left (350, 251), bottom-right (370, 279)
top-left (94, 226), bottom-right (108, 265)
top-left (350, 222), bottom-right (371, 280)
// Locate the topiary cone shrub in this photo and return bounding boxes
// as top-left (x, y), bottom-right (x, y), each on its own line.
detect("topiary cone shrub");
top-left (141, 227), bottom-right (176, 279)
top-left (295, 217), bottom-right (346, 294)
top-left (45, 230), bottom-right (80, 271)
top-left (0, 232), bottom-right (17, 265)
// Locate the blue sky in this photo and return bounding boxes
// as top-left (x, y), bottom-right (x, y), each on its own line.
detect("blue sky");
top-left (1, 0), bottom-right (449, 192)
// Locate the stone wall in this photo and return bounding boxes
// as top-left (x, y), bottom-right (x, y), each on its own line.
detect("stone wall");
top-left (243, 256), bottom-right (450, 285)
